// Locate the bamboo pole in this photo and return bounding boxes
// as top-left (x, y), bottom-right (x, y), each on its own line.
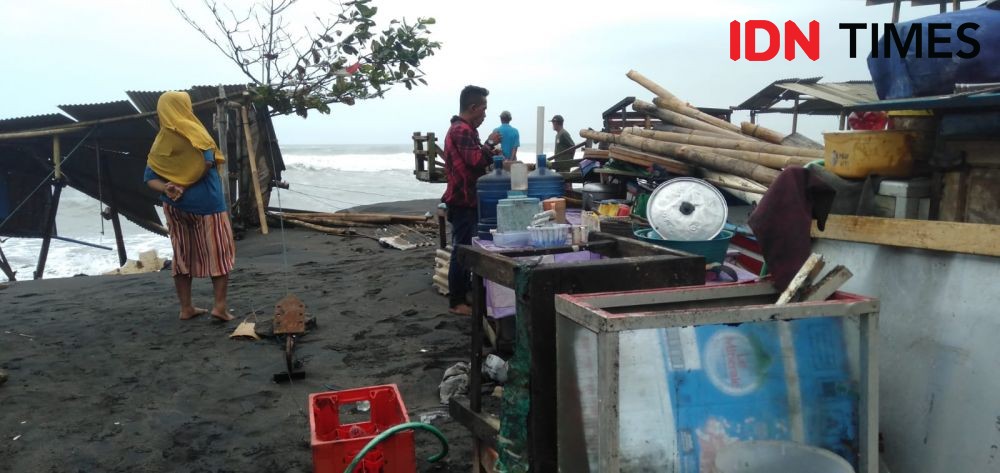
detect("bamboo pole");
top-left (655, 124), bottom-right (750, 141)
top-left (241, 107), bottom-right (269, 234)
top-left (700, 170), bottom-right (769, 194)
top-left (52, 136), bottom-right (62, 179)
top-left (624, 127), bottom-right (824, 159)
top-left (583, 129), bottom-right (780, 185)
top-left (621, 130), bottom-right (813, 169)
top-left (282, 217), bottom-right (372, 238)
top-left (607, 145), bottom-right (692, 175)
top-left (627, 70), bottom-right (742, 133)
top-left (632, 99), bottom-right (746, 140)
top-left (740, 122), bottom-right (786, 144)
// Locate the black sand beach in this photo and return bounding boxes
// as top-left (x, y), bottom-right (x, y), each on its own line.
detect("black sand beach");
top-left (0, 199), bottom-right (474, 472)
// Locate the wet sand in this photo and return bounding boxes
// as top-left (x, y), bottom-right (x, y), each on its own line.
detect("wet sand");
top-left (0, 199), bottom-right (474, 472)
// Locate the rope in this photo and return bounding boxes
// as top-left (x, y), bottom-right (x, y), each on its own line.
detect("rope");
top-left (283, 188), bottom-right (366, 209)
top-left (291, 181), bottom-right (408, 200)
top-left (0, 126), bottom-right (98, 234)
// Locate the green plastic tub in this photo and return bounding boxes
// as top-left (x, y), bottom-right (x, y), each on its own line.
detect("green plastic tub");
top-left (634, 228), bottom-right (733, 265)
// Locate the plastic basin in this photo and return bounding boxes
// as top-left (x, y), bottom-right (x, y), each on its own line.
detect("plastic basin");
top-left (634, 228), bottom-right (733, 265)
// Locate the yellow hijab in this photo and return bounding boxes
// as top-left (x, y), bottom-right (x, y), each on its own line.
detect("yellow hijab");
top-left (147, 91), bottom-right (225, 187)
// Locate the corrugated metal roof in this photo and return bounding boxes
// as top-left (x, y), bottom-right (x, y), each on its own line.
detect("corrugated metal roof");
top-left (0, 113), bottom-right (75, 133)
top-left (127, 84), bottom-right (250, 113)
top-left (865, 0), bottom-right (980, 5)
top-left (58, 100), bottom-right (139, 122)
top-left (734, 78), bottom-right (877, 115)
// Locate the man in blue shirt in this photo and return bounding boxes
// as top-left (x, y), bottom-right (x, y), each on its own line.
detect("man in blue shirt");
top-left (493, 111), bottom-right (520, 161)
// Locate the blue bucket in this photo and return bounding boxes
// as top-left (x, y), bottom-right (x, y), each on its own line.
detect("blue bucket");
top-left (634, 228), bottom-right (733, 265)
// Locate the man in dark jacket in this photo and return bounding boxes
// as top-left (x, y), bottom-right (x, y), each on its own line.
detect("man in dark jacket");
top-left (442, 85), bottom-right (501, 315)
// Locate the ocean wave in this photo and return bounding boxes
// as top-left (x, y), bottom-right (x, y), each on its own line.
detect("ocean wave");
top-left (281, 152), bottom-right (417, 172)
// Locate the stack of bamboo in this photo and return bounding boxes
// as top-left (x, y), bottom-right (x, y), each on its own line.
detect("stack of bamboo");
top-left (434, 248), bottom-right (450, 295)
top-left (580, 70), bottom-right (826, 203)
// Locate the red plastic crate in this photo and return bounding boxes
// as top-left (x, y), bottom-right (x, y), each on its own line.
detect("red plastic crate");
top-left (309, 384), bottom-right (416, 473)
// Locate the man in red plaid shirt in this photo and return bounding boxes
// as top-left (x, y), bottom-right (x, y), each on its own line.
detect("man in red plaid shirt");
top-left (442, 85), bottom-right (501, 315)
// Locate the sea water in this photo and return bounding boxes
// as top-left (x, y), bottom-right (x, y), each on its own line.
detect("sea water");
top-left (1, 144), bottom-right (446, 279)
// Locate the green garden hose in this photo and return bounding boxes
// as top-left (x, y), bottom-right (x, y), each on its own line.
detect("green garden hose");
top-left (343, 422), bottom-right (449, 473)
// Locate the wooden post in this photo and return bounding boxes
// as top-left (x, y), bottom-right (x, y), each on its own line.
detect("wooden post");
top-left (52, 136), bottom-right (62, 179)
top-left (438, 212), bottom-right (448, 249)
top-left (470, 273), bottom-right (486, 412)
top-left (97, 143), bottom-right (127, 266)
top-left (892, 0), bottom-right (901, 23)
top-left (940, 1), bottom-right (946, 13)
top-left (214, 87), bottom-right (234, 217)
top-left (241, 106), bottom-right (270, 234)
top-left (427, 132), bottom-right (437, 178)
top-left (34, 182), bottom-right (63, 280)
top-left (839, 111), bottom-right (847, 130)
top-left (413, 132), bottom-right (424, 173)
top-left (953, 0), bottom-right (960, 10)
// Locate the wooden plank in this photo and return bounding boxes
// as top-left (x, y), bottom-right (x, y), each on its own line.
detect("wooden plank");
top-left (812, 214), bottom-right (1000, 258)
top-left (241, 107), bottom-right (269, 235)
top-left (777, 253), bottom-right (823, 304)
top-left (802, 266), bottom-right (853, 302)
top-left (596, 331), bottom-right (622, 471)
top-left (608, 144), bottom-right (691, 175)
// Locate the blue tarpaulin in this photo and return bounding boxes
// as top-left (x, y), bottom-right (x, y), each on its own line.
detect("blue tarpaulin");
top-left (868, 5), bottom-right (1000, 99)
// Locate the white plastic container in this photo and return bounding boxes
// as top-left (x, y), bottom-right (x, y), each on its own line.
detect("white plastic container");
top-left (529, 224), bottom-right (570, 247)
top-left (715, 441), bottom-right (856, 473)
top-left (492, 231), bottom-right (531, 248)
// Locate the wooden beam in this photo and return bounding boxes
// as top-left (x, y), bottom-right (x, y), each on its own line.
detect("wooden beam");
top-left (812, 215), bottom-right (1000, 258)
top-left (241, 107), bottom-right (269, 234)
top-left (802, 266), bottom-right (853, 302)
top-left (777, 253), bottom-right (823, 304)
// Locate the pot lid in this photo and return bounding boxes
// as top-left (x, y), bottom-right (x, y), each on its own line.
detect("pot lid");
top-left (647, 178), bottom-right (727, 241)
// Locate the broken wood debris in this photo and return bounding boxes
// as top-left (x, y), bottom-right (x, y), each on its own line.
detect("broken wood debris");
top-left (776, 253), bottom-right (853, 305)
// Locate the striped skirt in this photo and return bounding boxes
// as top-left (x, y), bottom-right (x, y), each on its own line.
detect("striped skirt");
top-left (163, 204), bottom-right (235, 278)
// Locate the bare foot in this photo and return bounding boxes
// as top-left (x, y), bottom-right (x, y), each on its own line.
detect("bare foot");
top-left (211, 309), bottom-right (236, 322)
top-left (179, 307), bottom-right (209, 320)
top-left (449, 303), bottom-right (472, 316)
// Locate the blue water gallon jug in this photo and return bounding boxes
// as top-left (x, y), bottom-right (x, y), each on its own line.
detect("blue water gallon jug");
top-left (476, 156), bottom-right (511, 240)
top-left (527, 154), bottom-right (564, 201)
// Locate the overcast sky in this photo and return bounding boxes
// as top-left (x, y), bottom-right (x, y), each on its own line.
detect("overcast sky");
top-left (1, 0), bottom-right (962, 146)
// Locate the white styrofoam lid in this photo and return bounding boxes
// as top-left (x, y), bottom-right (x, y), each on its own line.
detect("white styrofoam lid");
top-left (647, 178), bottom-right (727, 241)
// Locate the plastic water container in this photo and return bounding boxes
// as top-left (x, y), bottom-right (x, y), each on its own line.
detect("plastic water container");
top-left (529, 224), bottom-right (570, 247)
top-left (527, 155), bottom-right (564, 201)
top-left (715, 441), bottom-right (856, 473)
top-left (477, 156), bottom-right (511, 240)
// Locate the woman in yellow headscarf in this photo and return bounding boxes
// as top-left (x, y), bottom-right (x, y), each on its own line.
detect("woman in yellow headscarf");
top-left (144, 91), bottom-right (235, 322)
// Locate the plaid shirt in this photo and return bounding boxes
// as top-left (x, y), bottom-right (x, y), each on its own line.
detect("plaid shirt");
top-left (441, 116), bottom-right (493, 208)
